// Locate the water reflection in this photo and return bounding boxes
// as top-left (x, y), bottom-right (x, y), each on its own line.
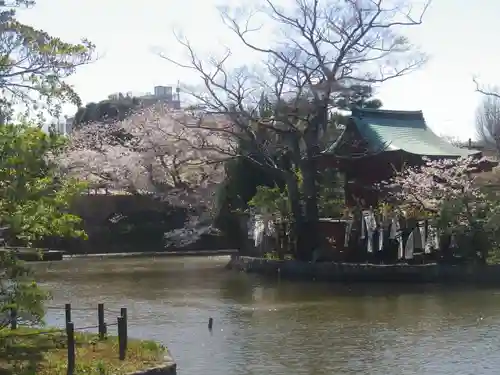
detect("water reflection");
top-left (31, 257), bottom-right (500, 375)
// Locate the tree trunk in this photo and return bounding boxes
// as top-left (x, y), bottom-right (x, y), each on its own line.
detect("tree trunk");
top-left (298, 109), bottom-right (324, 260)
top-left (300, 157), bottom-right (319, 258)
top-left (284, 171), bottom-right (305, 260)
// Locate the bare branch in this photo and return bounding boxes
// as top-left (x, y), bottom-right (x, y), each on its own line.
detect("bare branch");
top-left (474, 76), bottom-right (500, 100)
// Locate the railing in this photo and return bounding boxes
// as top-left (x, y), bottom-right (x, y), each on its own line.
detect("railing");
top-left (7, 303), bottom-right (126, 374)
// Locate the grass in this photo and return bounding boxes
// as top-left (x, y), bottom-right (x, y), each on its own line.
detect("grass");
top-left (0, 326), bottom-right (168, 375)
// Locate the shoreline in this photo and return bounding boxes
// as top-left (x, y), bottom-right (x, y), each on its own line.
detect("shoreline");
top-left (2, 247), bottom-right (238, 262)
top-left (64, 249), bottom-right (238, 259)
top-left (227, 255), bottom-right (500, 284)
top-left (0, 327), bottom-right (176, 375)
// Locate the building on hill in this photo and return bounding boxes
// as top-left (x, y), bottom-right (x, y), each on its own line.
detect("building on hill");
top-left (108, 84), bottom-right (181, 110)
top-left (68, 84), bottom-right (182, 133)
top-left (138, 84), bottom-right (181, 109)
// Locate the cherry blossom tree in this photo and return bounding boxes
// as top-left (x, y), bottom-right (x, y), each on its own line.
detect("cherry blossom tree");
top-left (59, 105), bottom-right (234, 247)
top-left (388, 157), bottom-right (480, 214)
top-left (385, 157), bottom-right (500, 262)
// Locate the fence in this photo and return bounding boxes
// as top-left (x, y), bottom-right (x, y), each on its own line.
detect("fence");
top-left (7, 303), bottom-right (129, 375)
top-left (5, 303), bottom-right (216, 374)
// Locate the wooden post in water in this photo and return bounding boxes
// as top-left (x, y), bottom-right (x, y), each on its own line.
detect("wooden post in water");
top-left (65, 303), bottom-right (71, 324)
top-left (117, 316), bottom-right (126, 360)
top-left (97, 303), bottom-right (106, 340)
top-left (66, 322), bottom-right (75, 375)
top-left (120, 307), bottom-right (127, 351)
top-left (10, 307), bottom-right (17, 330)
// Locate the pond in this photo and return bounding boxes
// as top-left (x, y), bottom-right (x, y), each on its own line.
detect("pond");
top-left (32, 256), bottom-right (500, 375)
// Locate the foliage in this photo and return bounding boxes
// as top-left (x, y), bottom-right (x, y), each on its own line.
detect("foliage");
top-left (0, 124), bottom-right (87, 244)
top-left (0, 1), bottom-right (94, 120)
top-left (249, 169), bottom-right (345, 220)
top-left (0, 252), bottom-right (47, 329)
top-left (73, 94), bottom-right (141, 127)
top-left (0, 122), bottom-right (87, 329)
top-left (213, 154), bottom-right (277, 246)
top-left (385, 157), bottom-right (500, 262)
top-left (330, 85), bottom-right (383, 128)
top-left (249, 185), bottom-right (291, 219)
top-left (333, 85), bottom-right (383, 111)
top-left (0, 0), bottom-right (92, 352)
top-left (0, 328), bottom-right (166, 374)
top-left (317, 170), bottom-right (345, 218)
top-left (248, 168), bottom-right (345, 258)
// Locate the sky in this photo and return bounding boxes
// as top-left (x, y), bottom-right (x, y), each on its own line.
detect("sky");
top-left (16, 0), bottom-right (500, 140)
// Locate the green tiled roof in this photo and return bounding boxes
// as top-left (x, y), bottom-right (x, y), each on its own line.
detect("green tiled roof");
top-left (325, 108), bottom-right (480, 158)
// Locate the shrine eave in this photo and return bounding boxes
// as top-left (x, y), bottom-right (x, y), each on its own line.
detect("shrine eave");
top-left (323, 108), bottom-right (481, 159)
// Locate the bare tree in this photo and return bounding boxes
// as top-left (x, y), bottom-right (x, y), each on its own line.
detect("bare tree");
top-left (475, 87), bottom-right (500, 153)
top-left (440, 135), bottom-right (462, 147)
top-left (159, 0), bottom-right (430, 260)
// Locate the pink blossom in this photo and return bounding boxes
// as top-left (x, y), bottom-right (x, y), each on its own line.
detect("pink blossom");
top-left (385, 156), bottom-right (492, 232)
top-left (59, 105), bottom-right (234, 247)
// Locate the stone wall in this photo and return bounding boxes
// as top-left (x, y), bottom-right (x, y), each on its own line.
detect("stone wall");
top-left (228, 256), bottom-right (500, 284)
top-left (63, 194), bottom-right (233, 253)
top-left (64, 194), bottom-right (185, 253)
top-left (72, 194), bottom-right (181, 228)
top-left (128, 354), bottom-right (176, 375)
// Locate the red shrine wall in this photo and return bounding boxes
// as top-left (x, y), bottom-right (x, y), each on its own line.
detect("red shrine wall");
top-left (318, 151), bottom-right (424, 208)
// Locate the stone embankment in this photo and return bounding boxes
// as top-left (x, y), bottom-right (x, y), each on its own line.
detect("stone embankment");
top-left (227, 255), bottom-right (500, 284)
top-left (128, 354), bottom-right (176, 375)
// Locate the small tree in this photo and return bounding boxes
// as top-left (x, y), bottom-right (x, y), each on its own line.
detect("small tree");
top-left (0, 123), bottom-right (87, 328)
top-left (0, 0), bottom-right (93, 330)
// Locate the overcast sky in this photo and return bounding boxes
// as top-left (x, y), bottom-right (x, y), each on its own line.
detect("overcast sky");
top-left (17, 0), bottom-right (500, 140)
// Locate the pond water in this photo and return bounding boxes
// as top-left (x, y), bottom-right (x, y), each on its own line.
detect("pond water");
top-left (32, 256), bottom-right (500, 375)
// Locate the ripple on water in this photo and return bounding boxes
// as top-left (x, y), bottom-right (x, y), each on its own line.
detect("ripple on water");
top-left (32, 257), bottom-right (500, 375)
